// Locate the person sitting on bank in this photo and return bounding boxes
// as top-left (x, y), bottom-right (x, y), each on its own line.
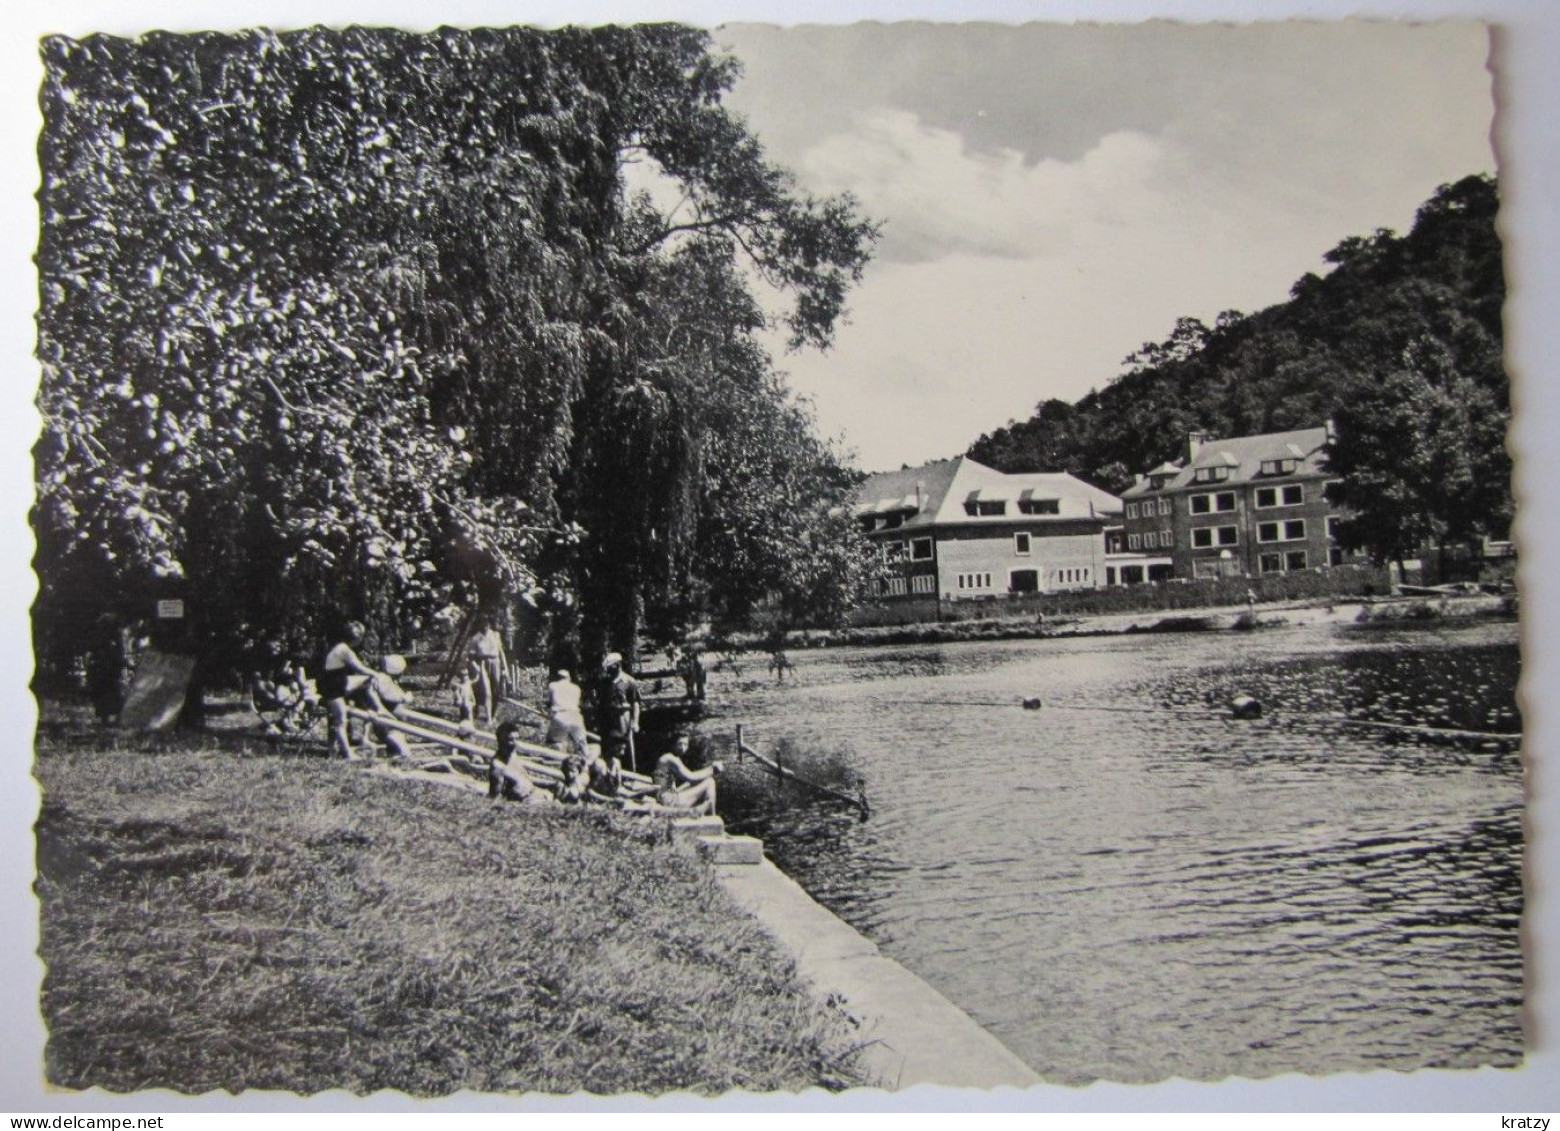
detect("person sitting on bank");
top-left (557, 751), bottom-right (592, 804)
top-left (593, 652), bottom-right (642, 771)
top-left (321, 621), bottom-right (381, 760)
top-left (544, 667), bottom-right (590, 758)
top-left (362, 654), bottom-right (414, 759)
top-left (488, 722), bottom-right (551, 806)
top-left (620, 735), bottom-right (723, 816)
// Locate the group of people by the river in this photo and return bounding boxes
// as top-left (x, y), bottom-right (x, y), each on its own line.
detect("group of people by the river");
top-left (279, 621), bottom-right (723, 817)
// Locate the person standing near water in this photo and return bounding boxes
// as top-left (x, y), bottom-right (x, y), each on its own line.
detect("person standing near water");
top-left (543, 667), bottom-right (590, 758)
top-left (593, 652), bottom-right (641, 771)
top-left (320, 620), bottom-right (380, 761)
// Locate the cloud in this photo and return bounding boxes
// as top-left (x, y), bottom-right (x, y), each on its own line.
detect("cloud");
top-left (798, 110), bottom-right (1173, 264)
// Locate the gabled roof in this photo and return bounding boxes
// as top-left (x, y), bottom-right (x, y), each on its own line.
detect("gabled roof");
top-left (852, 456), bottom-right (1120, 528)
top-left (1122, 425), bottom-right (1331, 498)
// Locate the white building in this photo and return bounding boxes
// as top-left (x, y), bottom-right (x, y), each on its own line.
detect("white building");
top-left (851, 456), bottom-right (1122, 602)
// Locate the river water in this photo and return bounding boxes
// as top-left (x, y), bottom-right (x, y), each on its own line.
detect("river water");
top-left (694, 618), bottom-right (1524, 1084)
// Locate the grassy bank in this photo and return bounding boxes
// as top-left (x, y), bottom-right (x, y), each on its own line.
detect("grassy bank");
top-left (35, 730), bottom-right (869, 1096)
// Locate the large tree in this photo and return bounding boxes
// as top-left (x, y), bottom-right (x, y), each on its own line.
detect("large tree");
top-left (34, 26), bottom-right (879, 695)
top-left (1323, 338), bottom-right (1512, 575)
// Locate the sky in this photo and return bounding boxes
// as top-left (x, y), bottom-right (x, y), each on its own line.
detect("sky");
top-left (707, 21), bottom-right (1497, 472)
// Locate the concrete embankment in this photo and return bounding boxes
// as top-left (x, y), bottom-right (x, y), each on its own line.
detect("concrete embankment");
top-left (679, 818), bottom-right (1040, 1091)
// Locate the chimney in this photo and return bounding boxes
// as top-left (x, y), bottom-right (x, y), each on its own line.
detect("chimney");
top-left (916, 481), bottom-right (924, 511)
top-left (1186, 430), bottom-right (1208, 462)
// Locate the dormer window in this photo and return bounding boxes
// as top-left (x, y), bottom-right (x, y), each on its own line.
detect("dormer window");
top-left (1192, 466), bottom-right (1231, 484)
top-left (1260, 458), bottom-right (1299, 476)
top-left (970, 499), bottom-right (1006, 516)
top-left (1018, 498), bottom-right (1059, 516)
top-left (1149, 475), bottom-right (1172, 490)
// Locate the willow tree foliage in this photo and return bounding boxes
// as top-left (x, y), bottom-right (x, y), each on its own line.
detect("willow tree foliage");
top-left (34, 25), bottom-right (879, 690)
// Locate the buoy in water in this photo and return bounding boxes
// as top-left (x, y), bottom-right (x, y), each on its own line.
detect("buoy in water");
top-left (1230, 694), bottom-right (1263, 720)
top-left (1022, 696), bottom-right (1043, 711)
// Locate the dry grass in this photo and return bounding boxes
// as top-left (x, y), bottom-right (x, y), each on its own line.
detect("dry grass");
top-left (34, 730), bottom-right (869, 1096)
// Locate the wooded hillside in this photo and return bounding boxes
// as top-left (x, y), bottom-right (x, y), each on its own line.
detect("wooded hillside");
top-left (968, 175), bottom-right (1506, 508)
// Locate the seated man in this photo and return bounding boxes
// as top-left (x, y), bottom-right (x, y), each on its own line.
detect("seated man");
top-left (621, 735), bottom-right (723, 816)
top-left (487, 721), bottom-right (552, 806)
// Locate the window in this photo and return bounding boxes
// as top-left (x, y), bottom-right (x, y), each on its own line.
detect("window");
top-left (1019, 498), bottom-right (1060, 515)
top-left (1217, 525), bottom-right (1238, 546)
top-left (1011, 569), bottom-right (1039, 593)
top-left (1198, 525), bottom-right (1238, 548)
top-left (884, 540), bottom-right (907, 561)
top-left (1126, 503), bottom-right (1139, 519)
top-left (975, 500), bottom-right (1006, 516)
top-left (1326, 515), bottom-right (1340, 539)
top-left (1285, 550), bottom-right (1308, 571)
top-left (1106, 532), bottom-right (1125, 553)
top-left (911, 574), bottom-right (935, 594)
top-left (1161, 528), bottom-right (1173, 547)
top-left (1142, 531), bottom-right (1155, 549)
top-left (1191, 492), bottom-right (1235, 514)
top-left (1260, 520), bottom-right (1305, 543)
top-left (1329, 547), bottom-right (1345, 566)
top-left (1159, 498), bottom-right (1172, 516)
top-left (958, 572), bottom-right (992, 590)
top-left (1193, 527), bottom-right (1213, 548)
top-left (1015, 532), bottom-right (1031, 555)
top-left (1106, 567), bottom-right (1117, 585)
top-left (1259, 553), bottom-right (1284, 574)
top-left (911, 537), bottom-right (934, 561)
top-left (1192, 466), bottom-right (1230, 484)
top-left (1190, 495), bottom-right (1210, 515)
top-left (885, 513), bottom-right (903, 529)
top-left (1256, 485), bottom-right (1303, 508)
top-left (1128, 533), bottom-right (1142, 550)
top-left (1260, 457), bottom-right (1299, 476)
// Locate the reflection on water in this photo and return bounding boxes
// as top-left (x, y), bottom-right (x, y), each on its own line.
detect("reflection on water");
top-left (701, 620), bottom-right (1523, 1084)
